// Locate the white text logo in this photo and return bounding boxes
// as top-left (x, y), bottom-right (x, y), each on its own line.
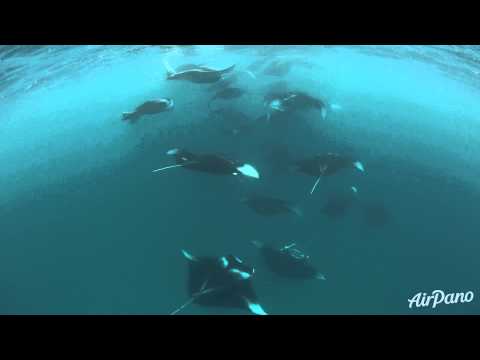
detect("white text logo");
top-left (408, 290), bottom-right (474, 309)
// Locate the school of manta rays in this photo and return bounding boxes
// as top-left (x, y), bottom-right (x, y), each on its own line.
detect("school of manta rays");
top-left (121, 52), bottom-right (390, 315)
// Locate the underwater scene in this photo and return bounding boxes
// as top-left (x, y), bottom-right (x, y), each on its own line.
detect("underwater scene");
top-left (1, 45), bottom-right (479, 315)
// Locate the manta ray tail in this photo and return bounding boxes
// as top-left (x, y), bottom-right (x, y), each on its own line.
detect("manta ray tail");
top-left (170, 279), bottom-right (219, 315)
top-left (310, 175), bottom-right (323, 195)
top-left (170, 297), bottom-right (195, 315)
top-left (163, 58), bottom-right (176, 78)
top-left (153, 160), bottom-right (199, 173)
top-left (152, 164), bottom-right (185, 173)
top-left (122, 112), bottom-right (137, 122)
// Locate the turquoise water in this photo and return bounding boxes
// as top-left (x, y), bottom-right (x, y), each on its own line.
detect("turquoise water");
top-left (1, 45), bottom-right (479, 314)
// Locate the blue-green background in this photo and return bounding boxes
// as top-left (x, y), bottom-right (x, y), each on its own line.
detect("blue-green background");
top-left (1, 45), bottom-right (479, 314)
